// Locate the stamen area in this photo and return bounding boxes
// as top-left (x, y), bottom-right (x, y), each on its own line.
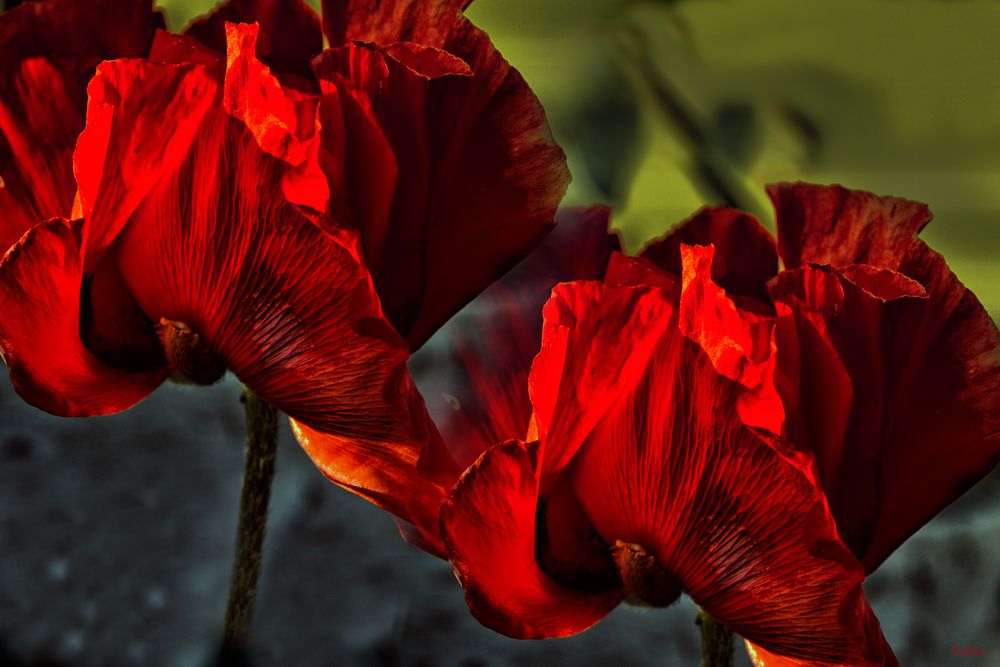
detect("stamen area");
top-left (612, 540), bottom-right (682, 608)
top-left (157, 318), bottom-right (227, 385)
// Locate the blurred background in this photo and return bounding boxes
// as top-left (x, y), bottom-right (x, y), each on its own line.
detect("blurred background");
top-left (1, 0), bottom-right (998, 665)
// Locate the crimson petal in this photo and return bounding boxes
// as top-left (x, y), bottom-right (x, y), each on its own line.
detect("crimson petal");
top-left (416, 206), bottom-right (620, 475)
top-left (186, 0), bottom-right (322, 79)
top-left (322, 0), bottom-right (473, 48)
top-left (332, 207), bottom-right (619, 554)
top-left (0, 0), bottom-right (163, 251)
top-left (315, 19), bottom-right (569, 349)
top-left (641, 206), bottom-right (777, 303)
top-left (556, 276), bottom-right (896, 664)
top-left (771, 261), bottom-right (1000, 571)
top-left (440, 439), bottom-right (623, 639)
top-left (223, 23), bottom-right (327, 212)
top-left (530, 281), bottom-right (675, 490)
top-left (0, 218), bottom-right (167, 416)
top-left (71, 33), bottom-right (447, 548)
top-left (74, 58), bottom-right (218, 269)
top-left (770, 182), bottom-right (930, 272)
top-left (0, 58), bottom-right (80, 251)
top-left (769, 183), bottom-right (1000, 571)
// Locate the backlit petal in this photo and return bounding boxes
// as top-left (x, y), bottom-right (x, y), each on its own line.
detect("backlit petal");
top-left (641, 206), bottom-right (777, 303)
top-left (0, 218), bottom-right (166, 416)
top-left (529, 281), bottom-right (675, 489)
top-left (0, 0), bottom-right (162, 250)
top-left (314, 18), bottom-right (569, 348)
top-left (562, 280), bottom-right (895, 665)
top-left (769, 184), bottom-right (1000, 570)
top-left (74, 58), bottom-right (218, 268)
top-left (186, 0), bottom-right (322, 78)
top-left (440, 439), bottom-right (623, 639)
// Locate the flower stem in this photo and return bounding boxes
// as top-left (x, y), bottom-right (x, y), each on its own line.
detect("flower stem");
top-left (223, 387), bottom-right (279, 649)
top-left (697, 608), bottom-right (734, 667)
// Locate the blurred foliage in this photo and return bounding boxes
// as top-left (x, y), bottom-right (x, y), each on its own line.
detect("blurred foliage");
top-left (468, 0), bottom-right (1000, 317)
top-left (7, 0), bottom-right (997, 317)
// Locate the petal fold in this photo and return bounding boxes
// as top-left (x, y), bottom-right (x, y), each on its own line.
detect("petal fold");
top-left (641, 206), bottom-right (777, 303)
top-left (558, 279), bottom-right (896, 665)
top-left (0, 0), bottom-right (162, 250)
top-left (223, 22), bottom-right (327, 211)
top-left (74, 58), bottom-right (218, 267)
top-left (314, 19), bottom-right (569, 349)
top-left (0, 218), bottom-right (166, 416)
top-left (679, 244), bottom-right (783, 435)
top-left (440, 439), bottom-right (623, 639)
top-left (529, 281), bottom-right (675, 488)
top-left (768, 184), bottom-right (1000, 570)
top-left (185, 0), bottom-right (322, 79)
top-left (770, 182), bottom-right (931, 271)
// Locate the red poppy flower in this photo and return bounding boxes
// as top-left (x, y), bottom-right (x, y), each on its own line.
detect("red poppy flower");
top-left (439, 243), bottom-right (898, 666)
top-left (331, 184), bottom-right (996, 664)
top-left (0, 0), bottom-right (568, 483)
top-left (0, 0), bottom-right (162, 253)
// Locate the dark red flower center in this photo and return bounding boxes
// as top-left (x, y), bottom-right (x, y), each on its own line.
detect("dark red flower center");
top-left (157, 318), bottom-right (226, 385)
top-left (612, 540), bottom-right (682, 608)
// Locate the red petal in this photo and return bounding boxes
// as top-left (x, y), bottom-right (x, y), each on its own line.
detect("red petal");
top-left (0, 0), bottom-right (162, 250)
top-left (605, 252), bottom-right (681, 292)
top-left (641, 206), bottom-right (777, 303)
top-left (772, 259), bottom-right (1000, 571)
top-left (322, 0), bottom-right (473, 48)
top-left (440, 439), bottom-right (622, 639)
top-left (417, 206), bottom-right (620, 476)
top-left (316, 81), bottom-right (398, 269)
top-left (565, 285), bottom-right (895, 665)
top-left (328, 207), bottom-right (617, 553)
top-left (0, 58), bottom-right (80, 250)
top-left (747, 627), bottom-right (900, 667)
top-left (835, 262), bottom-right (926, 300)
top-left (80, 254), bottom-right (165, 370)
top-left (110, 106), bottom-right (412, 435)
top-left (770, 267), bottom-right (854, 491)
top-left (315, 22), bottom-right (569, 348)
top-left (769, 182), bottom-right (932, 271)
top-left (223, 22), bottom-right (327, 211)
top-left (530, 281), bottom-right (676, 489)
top-left (74, 58), bottom-right (218, 269)
top-left (383, 41), bottom-right (471, 78)
top-left (679, 244), bottom-right (783, 435)
top-left (292, 392), bottom-right (452, 557)
top-left (0, 0), bottom-right (162, 78)
top-left (150, 30), bottom-right (225, 71)
top-left (0, 218), bottom-right (166, 416)
top-left (81, 57), bottom-right (448, 537)
top-left (768, 184), bottom-right (1000, 570)
top-left (185, 0), bottom-right (322, 79)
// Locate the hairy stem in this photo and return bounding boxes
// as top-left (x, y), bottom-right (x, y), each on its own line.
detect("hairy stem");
top-left (698, 608), bottom-right (735, 667)
top-left (223, 387), bottom-right (279, 649)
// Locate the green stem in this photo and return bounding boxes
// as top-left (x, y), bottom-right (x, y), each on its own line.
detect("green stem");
top-left (223, 387), bottom-right (279, 649)
top-left (698, 608), bottom-right (734, 667)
